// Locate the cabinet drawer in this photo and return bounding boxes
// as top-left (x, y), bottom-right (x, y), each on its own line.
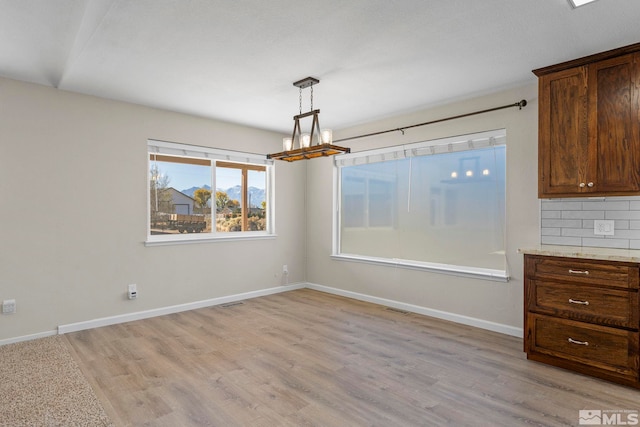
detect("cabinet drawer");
top-left (528, 314), bottom-right (638, 378)
top-left (528, 280), bottom-right (638, 328)
top-left (525, 255), bottom-right (638, 289)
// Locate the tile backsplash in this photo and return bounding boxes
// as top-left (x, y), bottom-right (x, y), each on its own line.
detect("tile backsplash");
top-left (540, 197), bottom-right (640, 250)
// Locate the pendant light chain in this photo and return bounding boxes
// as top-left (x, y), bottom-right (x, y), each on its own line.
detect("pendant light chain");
top-left (298, 83), bottom-right (314, 114)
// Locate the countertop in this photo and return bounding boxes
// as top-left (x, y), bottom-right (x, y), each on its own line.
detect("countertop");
top-left (518, 245), bottom-right (640, 263)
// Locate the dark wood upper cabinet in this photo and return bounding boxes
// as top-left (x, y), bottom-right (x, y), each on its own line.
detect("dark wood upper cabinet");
top-left (534, 44), bottom-right (640, 198)
top-left (538, 66), bottom-right (589, 196)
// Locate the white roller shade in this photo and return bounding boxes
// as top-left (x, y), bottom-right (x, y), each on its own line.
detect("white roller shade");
top-left (148, 139), bottom-right (273, 166)
top-left (335, 129), bottom-right (506, 167)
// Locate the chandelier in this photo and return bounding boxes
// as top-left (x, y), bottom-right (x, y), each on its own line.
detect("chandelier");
top-left (267, 77), bottom-right (350, 162)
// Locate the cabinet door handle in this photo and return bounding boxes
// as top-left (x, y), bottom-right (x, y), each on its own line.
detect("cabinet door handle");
top-left (579, 182), bottom-right (586, 188)
top-left (568, 338), bottom-right (589, 346)
top-left (587, 182), bottom-right (594, 188)
top-left (568, 269), bottom-right (589, 275)
top-left (569, 298), bottom-right (589, 305)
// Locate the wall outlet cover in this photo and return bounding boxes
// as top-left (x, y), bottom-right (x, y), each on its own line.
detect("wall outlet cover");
top-left (594, 219), bottom-right (615, 236)
top-left (2, 299), bottom-right (16, 314)
top-left (128, 284), bottom-right (137, 300)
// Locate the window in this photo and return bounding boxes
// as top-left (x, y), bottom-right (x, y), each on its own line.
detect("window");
top-left (147, 140), bottom-right (274, 244)
top-left (334, 129), bottom-right (507, 281)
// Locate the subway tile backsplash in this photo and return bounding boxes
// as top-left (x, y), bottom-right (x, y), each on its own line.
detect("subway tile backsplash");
top-left (540, 197), bottom-right (640, 250)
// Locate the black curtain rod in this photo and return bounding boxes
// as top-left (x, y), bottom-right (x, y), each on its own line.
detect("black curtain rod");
top-left (333, 99), bottom-right (528, 144)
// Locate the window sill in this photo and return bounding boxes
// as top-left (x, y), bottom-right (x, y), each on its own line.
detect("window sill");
top-left (145, 232), bottom-right (276, 247)
top-left (330, 254), bottom-right (509, 282)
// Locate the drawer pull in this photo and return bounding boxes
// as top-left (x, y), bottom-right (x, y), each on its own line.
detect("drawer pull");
top-left (568, 269), bottom-right (589, 275)
top-left (568, 338), bottom-right (589, 346)
top-left (568, 298), bottom-right (589, 306)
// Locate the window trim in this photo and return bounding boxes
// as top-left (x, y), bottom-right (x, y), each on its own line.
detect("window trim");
top-left (146, 139), bottom-right (274, 245)
top-left (329, 254), bottom-right (509, 282)
top-left (144, 232), bottom-right (276, 247)
top-left (332, 129), bottom-right (509, 282)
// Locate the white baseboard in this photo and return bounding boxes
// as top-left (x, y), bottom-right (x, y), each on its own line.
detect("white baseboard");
top-left (0, 329), bottom-right (58, 346)
top-left (306, 283), bottom-right (523, 338)
top-left (3, 281), bottom-right (522, 345)
top-left (58, 283), bottom-right (305, 335)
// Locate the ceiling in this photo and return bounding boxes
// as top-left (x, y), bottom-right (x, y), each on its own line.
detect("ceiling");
top-left (1, 0), bottom-right (639, 134)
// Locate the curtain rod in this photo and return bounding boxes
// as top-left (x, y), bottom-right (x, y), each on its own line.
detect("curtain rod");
top-left (333, 99), bottom-right (527, 144)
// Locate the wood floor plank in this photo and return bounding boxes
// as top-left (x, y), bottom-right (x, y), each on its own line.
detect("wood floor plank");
top-left (65, 289), bottom-right (640, 426)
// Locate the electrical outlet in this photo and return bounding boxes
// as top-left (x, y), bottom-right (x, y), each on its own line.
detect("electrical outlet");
top-left (128, 284), bottom-right (138, 300)
top-left (282, 265), bottom-right (288, 275)
top-left (594, 219), bottom-right (614, 236)
top-left (2, 299), bottom-right (16, 314)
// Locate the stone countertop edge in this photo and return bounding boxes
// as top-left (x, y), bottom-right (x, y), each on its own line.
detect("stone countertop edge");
top-left (518, 245), bottom-right (640, 263)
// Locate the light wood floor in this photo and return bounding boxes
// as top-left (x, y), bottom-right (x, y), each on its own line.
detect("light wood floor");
top-left (64, 289), bottom-right (639, 426)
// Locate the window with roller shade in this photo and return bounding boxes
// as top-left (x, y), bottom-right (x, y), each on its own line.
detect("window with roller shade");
top-left (334, 129), bottom-right (507, 281)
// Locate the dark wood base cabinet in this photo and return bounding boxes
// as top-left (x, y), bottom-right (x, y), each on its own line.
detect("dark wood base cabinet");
top-left (524, 254), bottom-right (640, 388)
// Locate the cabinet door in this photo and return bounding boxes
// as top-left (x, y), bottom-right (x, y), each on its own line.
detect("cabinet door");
top-left (588, 53), bottom-right (640, 194)
top-left (538, 66), bottom-right (589, 197)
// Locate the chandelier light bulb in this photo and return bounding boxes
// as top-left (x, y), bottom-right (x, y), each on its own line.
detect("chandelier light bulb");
top-left (321, 129), bottom-right (333, 144)
top-left (300, 133), bottom-right (311, 148)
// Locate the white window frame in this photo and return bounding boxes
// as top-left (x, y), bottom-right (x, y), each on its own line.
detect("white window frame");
top-left (332, 129), bottom-right (509, 282)
top-left (146, 139), bottom-right (275, 246)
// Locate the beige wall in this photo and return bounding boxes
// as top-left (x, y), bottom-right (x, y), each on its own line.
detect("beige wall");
top-left (0, 77), bottom-right (307, 341)
top-left (0, 76), bottom-right (539, 342)
top-left (305, 83), bottom-right (540, 332)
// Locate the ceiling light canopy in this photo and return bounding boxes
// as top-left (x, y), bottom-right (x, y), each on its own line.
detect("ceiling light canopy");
top-left (267, 77), bottom-right (350, 162)
top-left (568, 0), bottom-right (599, 8)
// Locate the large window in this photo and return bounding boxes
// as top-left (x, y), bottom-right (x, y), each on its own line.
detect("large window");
top-left (334, 129), bottom-right (507, 280)
top-left (147, 140), bottom-right (273, 244)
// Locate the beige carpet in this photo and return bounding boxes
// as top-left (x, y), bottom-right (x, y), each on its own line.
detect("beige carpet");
top-left (0, 335), bottom-right (113, 427)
